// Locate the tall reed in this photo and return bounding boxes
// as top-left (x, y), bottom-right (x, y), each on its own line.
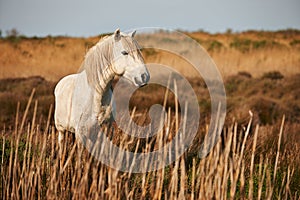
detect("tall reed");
top-left (0, 89), bottom-right (299, 199)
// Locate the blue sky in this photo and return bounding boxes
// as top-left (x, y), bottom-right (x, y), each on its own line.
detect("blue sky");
top-left (0, 0), bottom-right (299, 37)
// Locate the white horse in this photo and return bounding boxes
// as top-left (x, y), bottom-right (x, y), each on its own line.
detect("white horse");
top-left (54, 28), bottom-right (149, 150)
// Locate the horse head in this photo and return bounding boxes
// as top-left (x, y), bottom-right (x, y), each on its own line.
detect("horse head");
top-left (111, 28), bottom-right (150, 87)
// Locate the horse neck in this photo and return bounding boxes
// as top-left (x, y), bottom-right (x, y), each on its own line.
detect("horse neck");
top-left (97, 64), bottom-right (115, 93)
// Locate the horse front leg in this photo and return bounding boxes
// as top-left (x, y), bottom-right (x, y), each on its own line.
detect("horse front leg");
top-left (58, 131), bottom-right (64, 169)
top-left (93, 91), bottom-right (114, 136)
top-left (97, 105), bottom-right (112, 125)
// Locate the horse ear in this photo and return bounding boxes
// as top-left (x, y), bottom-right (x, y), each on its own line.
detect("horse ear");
top-left (114, 28), bottom-right (121, 40)
top-left (130, 30), bottom-right (136, 38)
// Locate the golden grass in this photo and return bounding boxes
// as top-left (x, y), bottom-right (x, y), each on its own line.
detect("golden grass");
top-left (1, 89), bottom-right (299, 199)
top-left (0, 30), bottom-right (299, 81)
top-left (1, 30), bottom-right (299, 199)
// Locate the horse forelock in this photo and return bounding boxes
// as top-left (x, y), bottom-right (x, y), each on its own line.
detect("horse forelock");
top-left (120, 36), bottom-right (143, 60)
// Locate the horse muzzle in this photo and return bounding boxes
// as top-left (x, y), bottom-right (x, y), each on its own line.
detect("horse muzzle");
top-left (134, 72), bottom-right (150, 87)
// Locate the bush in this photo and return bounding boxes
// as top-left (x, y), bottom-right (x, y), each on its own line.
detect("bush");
top-left (230, 38), bottom-right (252, 53)
top-left (230, 38), bottom-right (281, 52)
top-left (238, 71), bottom-right (252, 78)
top-left (262, 71), bottom-right (284, 80)
top-left (252, 40), bottom-right (267, 49)
top-left (290, 39), bottom-right (300, 47)
top-left (207, 40), bottom-right (223, 51)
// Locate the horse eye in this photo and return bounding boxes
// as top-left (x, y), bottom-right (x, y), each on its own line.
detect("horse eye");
top-left (121, 51), bottom-right (129, 55)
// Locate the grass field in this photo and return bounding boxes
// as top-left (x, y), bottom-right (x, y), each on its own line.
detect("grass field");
top-left (0, 29), bottom-right (299, 80)
top-left (0, 30), bottom-right (300, 199)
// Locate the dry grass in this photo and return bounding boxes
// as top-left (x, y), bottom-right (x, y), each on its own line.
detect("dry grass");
top-left (1, 87), bottom-right (299, 199)
top-left (140, 30), bottom-right (300, 78)
top-left (0, 30), bottom-right (299, 81)
top-left (1, 30), bottom-right (300, 199)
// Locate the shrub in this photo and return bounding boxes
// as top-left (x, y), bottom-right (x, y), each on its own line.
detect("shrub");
top-left (252, 40), bottom-right (267, 49)
top-left (262, 71), bottom-right (284, 80)
top-left (238, 71), bottom-right (252, 78)
top-left (230, 38), bottom-right (252, 53)
top-left (207, 40), bottom-right (223, 51)
top-left (230, 38), bottom-right (281, 52)
top-left (290, 39), bottom-right (300, 47)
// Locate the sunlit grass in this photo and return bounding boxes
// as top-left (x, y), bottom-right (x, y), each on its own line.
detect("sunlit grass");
top-left (1, 89), bottom-right (299, 199)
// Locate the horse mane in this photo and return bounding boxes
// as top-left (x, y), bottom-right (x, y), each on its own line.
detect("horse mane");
top-left (79, 36), bottom-right (113, 91)
top-left (79, 34), bottom-right (142, 91)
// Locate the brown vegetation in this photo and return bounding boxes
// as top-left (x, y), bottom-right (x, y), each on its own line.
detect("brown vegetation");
top-left (0, 86), bottom-right (299, 199)
top-left (0, 30), bottom-right (299, 80)
top-left (0, 30), bottom-right (300, 199)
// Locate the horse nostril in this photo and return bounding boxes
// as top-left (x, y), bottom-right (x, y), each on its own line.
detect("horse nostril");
top-left (134, 77), bottom-right (142, 86)
top-left (141, 73), bottom-right (148, 83)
